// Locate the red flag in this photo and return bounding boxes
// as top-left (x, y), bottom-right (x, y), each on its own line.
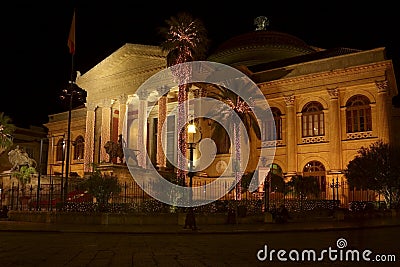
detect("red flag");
top-left (67, 11), bottom-right (75, 55)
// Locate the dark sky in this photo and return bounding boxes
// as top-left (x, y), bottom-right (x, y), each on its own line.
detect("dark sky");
top-left (2, 1), bottom-right (399, 128)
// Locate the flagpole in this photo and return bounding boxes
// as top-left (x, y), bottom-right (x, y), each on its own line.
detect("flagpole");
top-left (64, 8), bottom-right (76, 205)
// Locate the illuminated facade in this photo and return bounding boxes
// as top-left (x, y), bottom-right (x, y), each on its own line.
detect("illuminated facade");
top-left (44, 28), bottom-right (400, 205)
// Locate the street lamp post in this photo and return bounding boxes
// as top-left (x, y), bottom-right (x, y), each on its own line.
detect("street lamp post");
top-left (60, 81), bottom-right (86, 206)
top-left (331, 177), bottom-right (340, 207)
top-left (330, 171), bottom-right (341, 208)
top-left (35, 138), bottom-right (44, 211)
top-left (184, 122), bottom-right (201, 230)
top-left (264, 172), bottom-right (270, 213)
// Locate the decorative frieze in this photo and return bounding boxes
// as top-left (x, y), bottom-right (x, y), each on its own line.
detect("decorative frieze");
top-left (346, 131), bottom-right (373, 140)
top-left (262, 140), bottom-right (284, 148)
top-left (301, 136), bottom-right (326, 144)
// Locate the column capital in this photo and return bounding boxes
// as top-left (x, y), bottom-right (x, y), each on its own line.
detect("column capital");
top-left (85, 102), bottom-right (97, 111)
top-left (156, 85), bottom-right (170, 97)
top-left (100, 98), bottom-right (114, 108)
top-left (137, 89), bottom-right (149, 100)
top-left (327, 87), bottom-right (339, 99)
top-left (284, 95), bottom-right (295, 107)
top-left (375, 80), bottom-right (388, 93)
top-left (118, 93), bottom-right (128, 104)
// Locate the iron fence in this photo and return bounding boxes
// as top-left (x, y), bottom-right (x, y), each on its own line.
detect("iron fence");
top-left (0, 178), bottom-right (386, 212)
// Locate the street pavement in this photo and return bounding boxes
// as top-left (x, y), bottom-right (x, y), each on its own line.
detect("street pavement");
top-left (1, 215), bottom-right (399, 234)
top-left (1, 216), bottom-right (399, 267)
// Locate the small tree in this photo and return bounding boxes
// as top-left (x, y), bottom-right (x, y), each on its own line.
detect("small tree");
top-left (12, 165), bottom-right (37, 196)
top-left (287, 175), bottom-right (321, 199)
top-left (344, 140), bottom-right (400, 208)
top-left (79, 169), bottom-right (122, 207)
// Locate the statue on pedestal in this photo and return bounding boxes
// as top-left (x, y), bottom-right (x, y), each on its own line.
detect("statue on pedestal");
top-left (104, 134), bottom-right (124, 164)
top-left (8, 145), bottom-right (36, 171)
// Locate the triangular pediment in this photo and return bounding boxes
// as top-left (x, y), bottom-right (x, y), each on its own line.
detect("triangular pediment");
top-left (76, 43), bottom-right (167, 103)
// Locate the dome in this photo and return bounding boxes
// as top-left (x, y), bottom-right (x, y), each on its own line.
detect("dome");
top-left (208, 30), bottom-right (317, 67)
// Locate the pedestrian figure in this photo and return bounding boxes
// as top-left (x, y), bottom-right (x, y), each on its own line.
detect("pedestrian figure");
top-left (275, 204), bottom-right (289, 223)
top-left (184, 208), bottom-right (197, 230)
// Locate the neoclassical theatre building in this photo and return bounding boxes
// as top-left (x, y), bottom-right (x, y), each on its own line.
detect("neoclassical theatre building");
top-left (45, 22), bottom-right (400, 205)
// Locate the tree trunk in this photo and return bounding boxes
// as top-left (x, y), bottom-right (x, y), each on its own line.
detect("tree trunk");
top-left (234, 122), bottom-right (242, 200)
top-left (177, 84), bottom-right (187, 186)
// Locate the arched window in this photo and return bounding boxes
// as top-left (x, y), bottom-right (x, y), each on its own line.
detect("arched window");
top-left (270, 163), bottom-right (283, 176)
top-left (346, 95), bottom-right (372, 133)
top-left (56, 138), bottom-right (64, 162)
top-left (73, 135), bottom-right (85, 160)
top-left (262, 107), bottom-right (282, 141)
top-left (303, 160), bottom-right (326, 192)
top-left (302, 102), bottom-right (324, 137)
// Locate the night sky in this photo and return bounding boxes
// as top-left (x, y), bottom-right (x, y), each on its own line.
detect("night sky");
top-left (2, 1), bottom-right (399, 128)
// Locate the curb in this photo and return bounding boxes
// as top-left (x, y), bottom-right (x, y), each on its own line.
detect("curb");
top-left (1, 220), bottom-right (399, 235)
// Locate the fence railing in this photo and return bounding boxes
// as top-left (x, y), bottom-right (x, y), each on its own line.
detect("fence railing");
top-left (0, 178), bottom-right (386, 212)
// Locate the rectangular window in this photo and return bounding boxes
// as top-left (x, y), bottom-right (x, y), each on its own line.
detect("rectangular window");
top-left (262, 120), bottom-right (268, 141)
top-left (359, 109), bottom-right (365, 131)
top-left (346, 110), bottom-right (352, 132)
top-left (366, 109), bottom-right (372, 130)
top-left (313, 114), bottom-right (318, 135)
top-left (275, 118), bottom-right (282, 140)
top-left (319, 113), bottom-right (324, 135)
top-left (352, 110), bottom-right (358, 132)
top-left (166, 115), bottom-right (175, 164)
top-left (262, 119), bottom-right (278, 141)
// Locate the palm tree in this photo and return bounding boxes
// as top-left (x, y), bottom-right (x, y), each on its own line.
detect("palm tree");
top-left (207, 86), bottom-right (261, 200)
top-left (160, 12), bottom-right (209, 185)
top-left (0, 112), bottom-right (15, 156)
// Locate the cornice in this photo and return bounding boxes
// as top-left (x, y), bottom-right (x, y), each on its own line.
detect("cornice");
top-left (209, 44), bottom-right (311, 61)
top-left (77, 44), bottom-right (166, 86)
top-left (87, 66), bottom-right (164, 90)
top-left (259, 61), bottom-right (392, 91)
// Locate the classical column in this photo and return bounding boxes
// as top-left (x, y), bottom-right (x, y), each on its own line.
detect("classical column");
top-left (84, 102), bottom-right (97, 172)
top-left (157, 87), bottom-right (168, 169)
top-left (100, 99), bottom-right (113, 163)
top-left (118, 94), bottom-right (128, 138)
top-left (375, 80), bottom-right (390, 143)
top-left (328, 88), bottom-right (341, 172)
top-left (284, 95), bottom-right (297, 177)
top-left (137, 90), bottom-right (149, 168)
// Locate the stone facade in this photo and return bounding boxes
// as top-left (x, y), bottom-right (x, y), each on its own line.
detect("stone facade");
top-left (43, 30), bottom-right (400, 206)
top-left (44, 107), bottom-right (87, 178)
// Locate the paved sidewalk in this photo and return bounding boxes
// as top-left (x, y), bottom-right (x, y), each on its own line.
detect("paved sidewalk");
top-left (1, 216), bottom-right (399, 234)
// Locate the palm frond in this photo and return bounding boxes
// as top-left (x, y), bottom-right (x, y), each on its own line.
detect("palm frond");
top-left (160, 12), bottom-right (210, 67)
